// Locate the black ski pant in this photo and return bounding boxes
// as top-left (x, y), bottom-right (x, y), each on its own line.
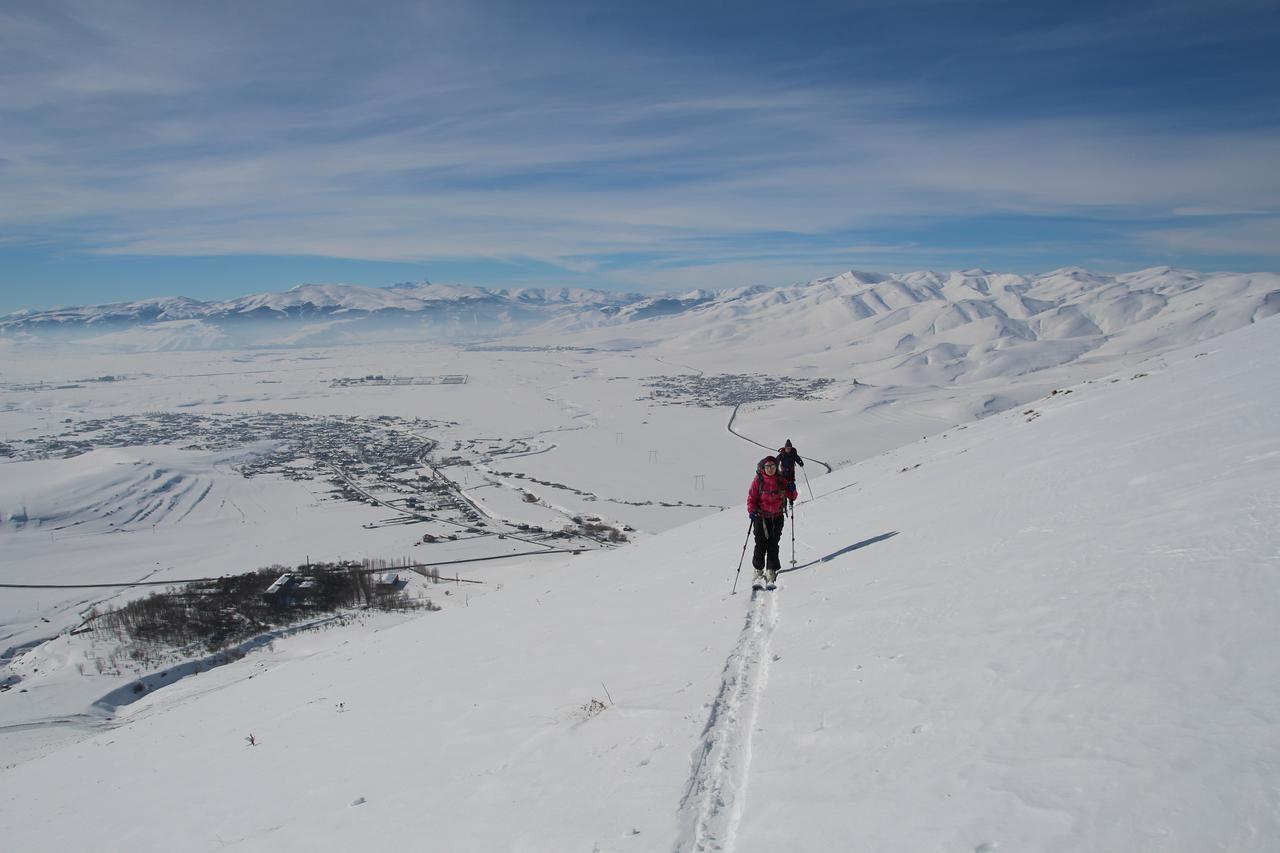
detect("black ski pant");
top-left (752, 513), bottom-right (786, 573)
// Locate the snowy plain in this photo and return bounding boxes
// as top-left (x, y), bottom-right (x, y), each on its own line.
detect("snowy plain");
top-left (0, 269), bottom-right (1278, 851)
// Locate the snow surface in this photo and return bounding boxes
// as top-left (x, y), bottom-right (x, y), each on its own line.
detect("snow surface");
top-left (0, 297), bottom-right (1276, 850)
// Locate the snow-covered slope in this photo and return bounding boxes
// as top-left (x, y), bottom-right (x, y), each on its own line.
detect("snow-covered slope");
top-left (0, 444), bottom-right (279, 533)
top-left (539, 267), bottom-right (1280, 378)
top-left (2, 316), bottom-right (1276, 851)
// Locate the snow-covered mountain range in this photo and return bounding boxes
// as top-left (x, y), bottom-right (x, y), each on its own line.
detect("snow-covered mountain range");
top-left (5, 268), bottom-right (1277, 362)
top-left (0, 282), bottom-right (649, 350)
top-left (536, 267), bottom-right (1280, 379)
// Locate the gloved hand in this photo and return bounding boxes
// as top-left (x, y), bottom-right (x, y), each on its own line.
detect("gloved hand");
top-left (748, 511), bottom-right (758, 520)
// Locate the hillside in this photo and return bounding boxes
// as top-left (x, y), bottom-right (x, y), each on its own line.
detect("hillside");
top-left (1, 316), bottom-right (1275, 851)
top-left (537, 267), bottom-right (1280, 376)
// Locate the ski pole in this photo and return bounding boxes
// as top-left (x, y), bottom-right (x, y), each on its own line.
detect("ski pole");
top-left (801, 466), bottom-right (814, 502)
top-left (783, 499), bottom-right (793, 563)
top-left (731, 519), bottom-right (753, 594)
top-left (765, 514), bottom-right (778, 582)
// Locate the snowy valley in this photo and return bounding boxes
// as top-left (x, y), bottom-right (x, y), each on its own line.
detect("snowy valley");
top-left (0, 269), bottom-right (1278, 851)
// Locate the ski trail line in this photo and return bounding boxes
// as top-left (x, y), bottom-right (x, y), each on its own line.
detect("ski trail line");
top-left (674, 590), bottom-right (779, 852)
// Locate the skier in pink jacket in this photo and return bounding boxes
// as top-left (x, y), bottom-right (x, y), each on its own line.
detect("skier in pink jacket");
top-left (747, 456), bottom-right (797, 587)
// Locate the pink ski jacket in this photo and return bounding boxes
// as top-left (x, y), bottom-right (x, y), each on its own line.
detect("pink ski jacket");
top-left (747, 472), bottom-right (796, 518)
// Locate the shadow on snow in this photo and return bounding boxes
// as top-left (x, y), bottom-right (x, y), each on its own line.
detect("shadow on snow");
top-left (780, 531), bottom-right (899, 575)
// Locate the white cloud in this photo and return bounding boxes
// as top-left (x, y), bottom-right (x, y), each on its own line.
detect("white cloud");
top-left (1172, 206), bottom-right (1270, 217)
top-left (2, 0), bottom-right (1278, 278)
top-left (1140, 219), bottom-right (1280, 257)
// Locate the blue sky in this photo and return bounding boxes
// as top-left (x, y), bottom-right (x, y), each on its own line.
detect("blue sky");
top-left (1, 0), bottom-right (1278, 314)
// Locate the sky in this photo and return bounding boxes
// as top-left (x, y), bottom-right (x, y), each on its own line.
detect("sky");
top-left (1, 0), bottom-right (1278, 314)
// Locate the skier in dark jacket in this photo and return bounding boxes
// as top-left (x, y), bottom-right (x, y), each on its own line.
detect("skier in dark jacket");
top-left (747, 456), bottom-right (797, 586)
top-left (776, 439), bottom-right (804, 493)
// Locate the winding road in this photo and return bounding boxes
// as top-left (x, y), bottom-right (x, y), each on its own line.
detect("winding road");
top-left (726, 403), bottom-right (833, 474)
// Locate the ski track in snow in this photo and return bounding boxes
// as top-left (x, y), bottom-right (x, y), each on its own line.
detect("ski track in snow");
top-left (675, 587), bottom-right (779, 852)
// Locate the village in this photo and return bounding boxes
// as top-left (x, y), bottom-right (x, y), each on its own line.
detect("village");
top-left (329, 373), bottom-right (467, 387)
top-left (642, 372), bottom-right (838, 407)
top-left (5, 409), bottom-right (631, 550)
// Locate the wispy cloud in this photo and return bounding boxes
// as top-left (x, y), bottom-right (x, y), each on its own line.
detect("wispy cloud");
top-left (1140, 218), bottom-right (1280, 257)
top-left (1, 0), bottom-right (1277, 309)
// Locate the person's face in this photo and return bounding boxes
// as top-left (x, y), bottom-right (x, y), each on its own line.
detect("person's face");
top-left (764, 462), bottom-right (777, 473)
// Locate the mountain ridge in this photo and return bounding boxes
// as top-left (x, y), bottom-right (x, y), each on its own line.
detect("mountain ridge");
top-left (2, 269), bottom-right (1276, 368)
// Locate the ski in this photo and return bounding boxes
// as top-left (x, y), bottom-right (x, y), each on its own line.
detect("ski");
top-left (748, 574), bottom-right (777, 592)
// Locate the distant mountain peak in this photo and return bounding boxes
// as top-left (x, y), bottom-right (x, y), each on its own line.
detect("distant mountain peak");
top-left (2, 268), bottom-right (1276, 361)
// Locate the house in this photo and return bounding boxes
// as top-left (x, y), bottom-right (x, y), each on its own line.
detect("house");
top-left (263, 573), bottom-right (295, 606)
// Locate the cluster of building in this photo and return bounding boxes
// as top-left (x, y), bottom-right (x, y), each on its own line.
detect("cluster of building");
top-left (6, 396), bottom-right (638, 551)
top-left (6, 411), bottom-right (443, 469)
top-left (643, 373), bottom-right (837, 407)
top-left (329, 374), bottom-right (467, 386)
